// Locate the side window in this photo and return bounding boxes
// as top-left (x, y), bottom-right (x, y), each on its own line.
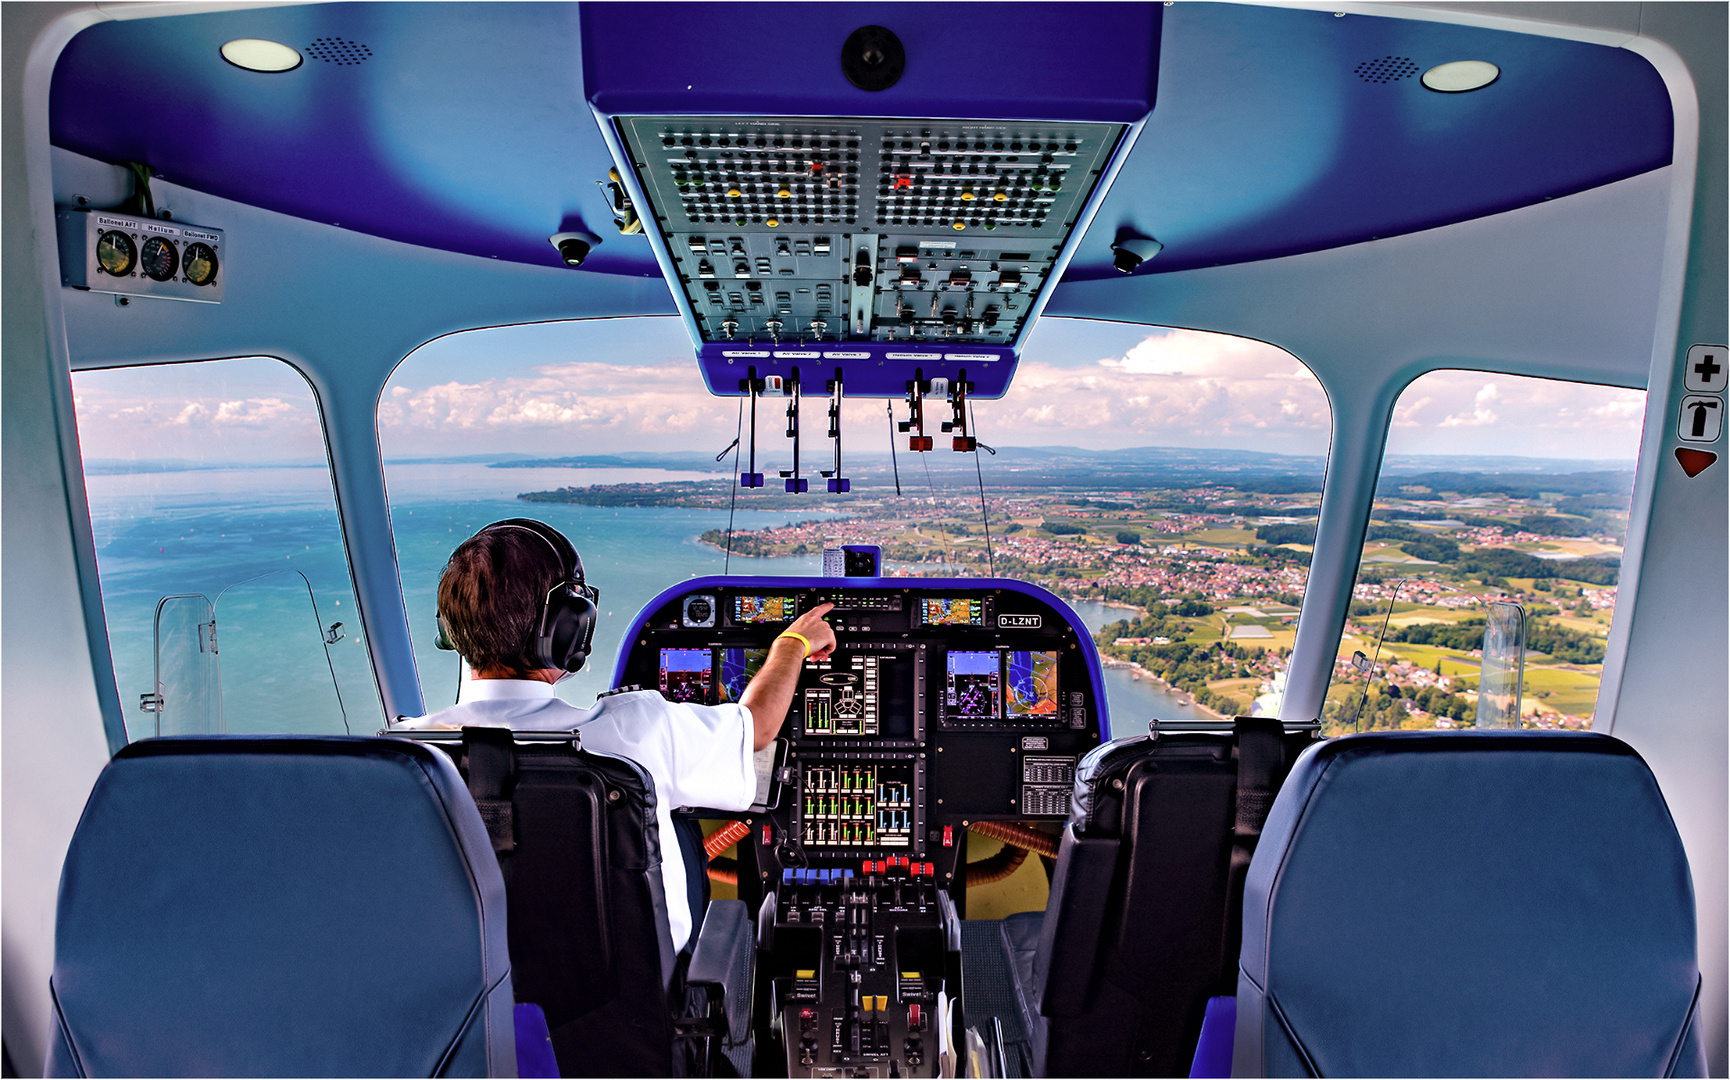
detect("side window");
top-left (379, 317), bottom-right (1332, 737)
top-left (1328, 371), bottom-right (1645, 733)
top-left (72, 357), bottom-right (380, 739)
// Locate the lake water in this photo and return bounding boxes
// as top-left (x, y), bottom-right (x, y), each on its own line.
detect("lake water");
top-left (86, 463), bottom-right (1218, 742)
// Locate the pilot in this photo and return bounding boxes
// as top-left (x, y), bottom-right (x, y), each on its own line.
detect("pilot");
top-left (397, 518), bottom-right (836, 954)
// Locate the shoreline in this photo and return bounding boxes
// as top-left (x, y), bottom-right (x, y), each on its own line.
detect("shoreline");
top-left (1103, 656), bottom-right (1231, 720)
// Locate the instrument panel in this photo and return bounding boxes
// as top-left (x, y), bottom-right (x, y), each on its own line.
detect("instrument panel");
top-left (615, 577), bottom-right (1107, 872)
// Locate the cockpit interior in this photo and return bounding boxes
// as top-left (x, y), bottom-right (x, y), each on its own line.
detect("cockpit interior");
top-left (3, 3), bottom-right (1724, 1078)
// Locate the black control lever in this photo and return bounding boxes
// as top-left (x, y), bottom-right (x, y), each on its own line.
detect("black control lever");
top-left (940, 368), bottom-right (976, 452)
top-left (897, 369), bottom-right (933, 451)
top-left (822, 368), bottom-right (850, 492)
top-left (778, 368), bottom-right (808, 493)
top-left (738, 367), bottom-right (765, 487)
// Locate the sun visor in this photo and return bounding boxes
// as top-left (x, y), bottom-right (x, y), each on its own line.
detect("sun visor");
top-left (581, 2), bottom-right (1160, 398)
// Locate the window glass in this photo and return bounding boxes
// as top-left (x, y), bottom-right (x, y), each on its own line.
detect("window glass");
top-left (379, 317), bottom-right (1331, 737)
top-left (73, 358), bottom-right (379, 739)
top-left (1327, 371), bottom-right (1645, 733)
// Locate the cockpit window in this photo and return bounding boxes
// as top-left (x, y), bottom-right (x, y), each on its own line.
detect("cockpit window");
top-left (381, 317), bottom-right (1330, 732)
top-left (71, 357), bottom-right (380, 739)
top-left (1329, 371), bottom-right (1646, 733)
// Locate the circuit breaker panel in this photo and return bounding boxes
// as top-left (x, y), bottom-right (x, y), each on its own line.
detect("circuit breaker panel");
top-left (612, 116), bottom-right (1125, 396)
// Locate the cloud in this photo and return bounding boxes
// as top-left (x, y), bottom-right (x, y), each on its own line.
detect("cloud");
top-left (1439, 382), bottom-right (1501, 427)
top-left (1385, 371), bottom-right (1646, 459)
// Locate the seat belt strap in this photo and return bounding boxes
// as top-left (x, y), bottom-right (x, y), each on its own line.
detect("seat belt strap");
top-left (1221, 715), bottom-right (1285, 991)
top-left (462, 726), bottom-right (518, 856)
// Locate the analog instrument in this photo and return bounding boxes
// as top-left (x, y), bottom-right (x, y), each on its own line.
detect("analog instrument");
top-left (140, 236), bottom-right (179, 282)
top-left (183, 242), bottom-right (219, 286)
top-left (95, 230), bottom-right (135, 276)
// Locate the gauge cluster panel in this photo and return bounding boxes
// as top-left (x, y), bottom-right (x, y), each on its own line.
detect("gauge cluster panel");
top-left (615, 577), bottom-right (1107, 870)
top-left (56, 208), bottom-right (224, 303)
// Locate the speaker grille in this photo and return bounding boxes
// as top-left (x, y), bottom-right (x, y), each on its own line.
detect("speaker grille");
top-left (306, 37), bottom-right (373, 66)
top-left (1355, 56), bottom-right (1419, 84)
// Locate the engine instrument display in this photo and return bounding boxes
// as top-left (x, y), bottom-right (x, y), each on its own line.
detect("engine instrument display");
top-left (799, 761), bottom-right (917, 849)
top-left (734, 595), bottom-right (799, 623)
top-left (800, 650), bottom-right (914, 738)
top-left (659, 648), bottom-right (713, 703)
top-left (918, 597), bottom-right (985, 626)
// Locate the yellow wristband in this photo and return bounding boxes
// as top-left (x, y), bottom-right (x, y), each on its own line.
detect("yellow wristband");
top-left (776, 630), bottom-right (813, 657)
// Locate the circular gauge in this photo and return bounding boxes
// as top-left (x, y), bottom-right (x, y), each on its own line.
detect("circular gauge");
top-left (140, 237), bottom-right (179, 282)
top-left (183, 242), bottom-right (219, 286)
top-left (95, 230), bottom-right (135, 276)
top-left (685, 596), bottom-right (712, 624)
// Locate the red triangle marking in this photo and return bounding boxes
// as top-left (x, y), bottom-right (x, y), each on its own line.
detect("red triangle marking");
top-left (1675, 447), bottom-right (1718, 477)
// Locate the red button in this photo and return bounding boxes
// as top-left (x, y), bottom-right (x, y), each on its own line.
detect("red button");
top-left (942, 825), bottom-right (954, 848)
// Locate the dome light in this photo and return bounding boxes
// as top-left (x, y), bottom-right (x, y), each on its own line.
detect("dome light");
top-left (220, 39), bottom-right (303, 73)
top-left (1422, 60), bottom-right (1499, 93)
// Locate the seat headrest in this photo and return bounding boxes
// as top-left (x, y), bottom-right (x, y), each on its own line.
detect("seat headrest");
top-left (50, 735), bottom-right (512, 1078)
top-left (1240, 731), bottom-right (1702, 1078)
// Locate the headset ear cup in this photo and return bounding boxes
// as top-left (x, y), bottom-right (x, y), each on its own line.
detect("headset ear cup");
top-left (435, 612), bottom-right (455, 651)
top-left (536, 586), bottom-right (598, 672)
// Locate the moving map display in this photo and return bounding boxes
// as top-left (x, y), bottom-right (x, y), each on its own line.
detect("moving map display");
top-left (919, 598), bottom-right (984, 626)
top-left (659, 648), bottom-right (712, 703)
top-left (718, 647), bottom-right (768, 703)
top-left (734, 595), bottom-right (799, 623)
top-left (1006, 650), bottom-right (1061, 718)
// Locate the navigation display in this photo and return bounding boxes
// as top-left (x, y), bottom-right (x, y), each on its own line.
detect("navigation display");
top-left (1005, 650), bottom-right (1061, 718)
top-left (919, 597), bottom-right (984, 626)
top-left (659, 648), bottom-right (712, 703)
top-left (718, 647), bottom-right (768, 703)
top-left (945, 651), bottom-right (1001, 720)
top-left (800, 650), bottom-right (915, 738)
top-left (734, 595), bottom-right (799, 623)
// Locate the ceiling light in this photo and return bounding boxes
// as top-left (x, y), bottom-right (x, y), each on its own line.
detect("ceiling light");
top-left (1421, 60), bottom-right (1499, 93)
top-left (221, 39), bottom-right (303, 73)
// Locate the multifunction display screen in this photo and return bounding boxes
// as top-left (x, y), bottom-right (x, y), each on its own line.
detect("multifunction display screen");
top-left (659, 648), bottom-right (713, 703)
top-left (918, 597), bottom-right (985, 627)
top-left (800, 761), bottom-right (917, 849)
top-left (717, 647), bottom-right (768, 703)
top-left (800, 650), bottom-right (915, 739)
top-left (734, 595), bottom-right (799, 623)
top-left (943, 649), bottom-right (1061, 723)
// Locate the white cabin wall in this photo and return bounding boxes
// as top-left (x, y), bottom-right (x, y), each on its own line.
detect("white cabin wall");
top-left (1594, 6), bottom-right (1727, 1072)
top-left (2, 5), bottom-right (125, 1074)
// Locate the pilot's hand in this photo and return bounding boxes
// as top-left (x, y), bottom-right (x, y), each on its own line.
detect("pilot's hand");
top-left (787, 602), bottom-right (838, 661)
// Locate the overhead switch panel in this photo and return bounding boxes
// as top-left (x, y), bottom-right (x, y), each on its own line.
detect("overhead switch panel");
top-left (611, 116), bottom-right (1126, 395)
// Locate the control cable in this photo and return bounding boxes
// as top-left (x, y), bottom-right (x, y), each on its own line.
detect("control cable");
top-left (721, 398), bottom-right (743, 574)
top-left (1353, 576), bottom-right (1411, 732)
top-left (969, 400), bottom-right (995, 578)
top-left (886, 400), bottom-right (904, 496)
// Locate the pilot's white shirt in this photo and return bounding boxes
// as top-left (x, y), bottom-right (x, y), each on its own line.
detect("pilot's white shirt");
top-left (397, 680), bottom-right (754, 953)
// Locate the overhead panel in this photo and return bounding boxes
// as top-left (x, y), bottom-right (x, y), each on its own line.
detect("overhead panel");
top-left (616, 116), bottom-right (1122, 374)
top-left (584, 3), bottom-right (1160, 399)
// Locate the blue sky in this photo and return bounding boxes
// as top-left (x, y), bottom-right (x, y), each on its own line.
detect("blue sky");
top-left (72, 317), bottom-right (1648, 466)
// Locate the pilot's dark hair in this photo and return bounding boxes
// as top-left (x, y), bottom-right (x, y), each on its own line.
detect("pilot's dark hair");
top-left (438, 525), bottom-right (568, 674)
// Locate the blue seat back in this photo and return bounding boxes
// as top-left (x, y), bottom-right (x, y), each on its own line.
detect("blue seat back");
top-left (1235, 731), bottom-right (1705, 1078)
top-left (47, 735), bottom-right (515, 1078)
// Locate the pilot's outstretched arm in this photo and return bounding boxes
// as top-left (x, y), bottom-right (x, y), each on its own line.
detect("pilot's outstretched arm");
top-left (739, 602), bottom-right (836, 750)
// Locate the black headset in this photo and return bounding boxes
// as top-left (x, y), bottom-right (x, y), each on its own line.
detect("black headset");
top-left (435, 518), bottom-right (600, 673)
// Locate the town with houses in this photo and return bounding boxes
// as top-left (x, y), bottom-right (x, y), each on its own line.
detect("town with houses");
top-left (522, 453), bottom-right (1628, 734)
